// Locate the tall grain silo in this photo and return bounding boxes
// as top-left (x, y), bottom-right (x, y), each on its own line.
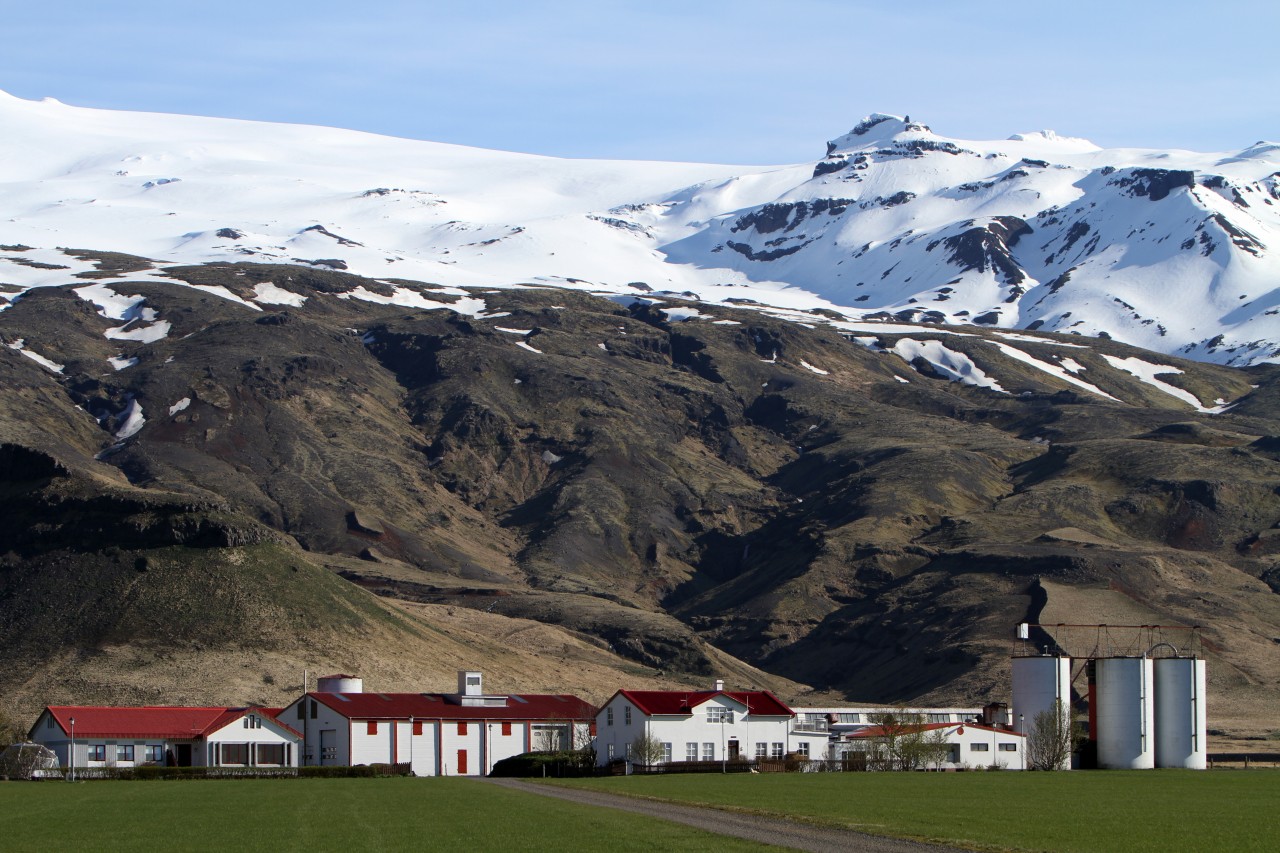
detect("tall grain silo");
top-left (1154, 657), bottom-right (1207, 769)
top-left (1012, 655), bottom-right (1074, 767)
top-left (1094, 657), bottom-right (1154, 769)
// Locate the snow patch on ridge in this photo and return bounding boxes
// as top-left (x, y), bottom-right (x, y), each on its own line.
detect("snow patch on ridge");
top-left (892, 338), bottom-right (1005, 392)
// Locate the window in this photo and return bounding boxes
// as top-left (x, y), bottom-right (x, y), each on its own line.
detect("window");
top-left (625, 743), bottom-right (632, 759)
top-left (662, 743), bottom-right (672, 763)
top-left (220, 743), bottom-right (250, 765)
top-left (928, 714), bottom-right (951, 724)
top-left (837, 713), bottom-right (861, 724)
top-left (624, 705), bottom-right (632, 726)
top-left (797, 742), bottom-right (810, 757)
top-left (117, 744), bottom-right (134, 762)
top-left (243, 715), bottom-right (261, 729)
top-left (46, 716), bottom-right (54, 729)
top-left (702, 743), bottom-right (714, 761)
top-left (707, 706), bottom-right (734, 724)
top-left (367, 721), bottom-right (379, 736)
top-left (999, 743), bottom-right (1018, 752)
top-left (606, 707), bottom-right (614, 726)
top-left (771, 743), bottom-right (784, 759)
top-left (755, 742), bottom-right (767, 758)
top-left (89, 745), bottom-right (106, 762)
top-left (146, 745), bottom-right (164, 763)
top-left (971, 743), bottom-right (990, 752)
top-left (296, 703), bottom-right (305, 720)
top-left (686, 742), bottom-right (698, 761)
top-left (310, 700), bottom-right (317, 719)
top-left (467, 675), bottom-right (481, 688)
top-left (412, 720), bottom-right (423, 736)
top-left (257, 743), bottom-right (286, 765)
top-left (607, 743), bottom-right (615, 760)
top-left (501, 722), bottom-right (511, 737)
top-left (457, 722), bottom-right (467, 735)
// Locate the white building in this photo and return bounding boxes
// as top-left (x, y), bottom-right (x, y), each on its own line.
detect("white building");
top-left (594, 680), bottom-right (828, 767)
top-left (837, 721), bottom-right (1026, 770)
top-left (279, 671), bottom-right (595, 776)
top-left (28, 705), bottom-right (302, 771)
top-left (790, 705), bottom-right (986, 741)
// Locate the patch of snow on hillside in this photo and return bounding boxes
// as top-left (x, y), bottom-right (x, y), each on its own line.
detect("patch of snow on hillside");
top-left (800, 360), bottom-right (829, 375)
top-left (516, 341), bottom-right (543, 354)
top-left (494, 326), bottom-right (533, 335)
top-left (252, 282), bottom-right (307, 306)
top-left (115, 398), bottom-right (145, 439)
top-left (74, 284), bottom-right (146, 321)
top-left (168, 397), bottom-right (191, 416)
top-left (1059, 357), bottom-right (1086, 374)
top-left (990, 331), bottom-right (1088, 348)
top-left (661, 306), bottom-right (707, 322)
top-left (991, 342), bottom-right (1119, 401)
top-left (105, 318), bottom-right (171, 343)
top-left (108, 355), bottom-right (138, 370)
top-left (341, 285), bottom-right (487, 317)
top-left (892, 339), bottom-right (1005, 392)
top-left (6, 339), bottom-right (64, 373)
top-left (1101, 355), bottom-right (1217, 412)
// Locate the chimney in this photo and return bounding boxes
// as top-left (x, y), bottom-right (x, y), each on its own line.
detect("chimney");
top-left (459, 670), bottom-right (483, 696)
top-left (713, 678), bottom-right (725, 692)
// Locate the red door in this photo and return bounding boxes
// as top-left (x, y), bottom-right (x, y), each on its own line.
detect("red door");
top-left (457, 749), bottom-right (468, 775)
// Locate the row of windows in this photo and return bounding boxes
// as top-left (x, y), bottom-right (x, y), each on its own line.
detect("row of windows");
top-left (86, 744), bottom-right (166, 763)
top-left (361, 720), bottom-right (516, 736)
top-left (969, 743), bottom-right (1019, 752)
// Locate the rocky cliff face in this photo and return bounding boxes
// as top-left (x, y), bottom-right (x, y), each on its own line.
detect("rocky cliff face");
top-left (3, 258), bottom-right (1278, 736)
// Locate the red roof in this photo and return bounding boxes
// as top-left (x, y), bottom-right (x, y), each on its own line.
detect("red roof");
top-left (844, 722), bottom-right (1024, 739)
top-left (307, 692), bottom-right (596, 721)
top-left (40, 706), bottom-right (301, 740)
top-left (612, 689), bottom-right (794, 718)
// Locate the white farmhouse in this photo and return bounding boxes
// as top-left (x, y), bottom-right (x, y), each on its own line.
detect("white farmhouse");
top-left (28, 705), bottom-right (302, 772)
top-left (279, 671), bottom-right (595, 776)
top-left (595, 680), bottom-right (828, 767)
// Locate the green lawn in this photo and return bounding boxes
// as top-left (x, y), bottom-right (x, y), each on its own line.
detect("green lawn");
top-left (0, 777), bottom-right (770, 852)
top-left (548, 770), bottom-right (1280, 852)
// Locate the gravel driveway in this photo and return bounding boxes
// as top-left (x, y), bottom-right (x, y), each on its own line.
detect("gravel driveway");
top-left (482, 778), bottom-right (963, 852)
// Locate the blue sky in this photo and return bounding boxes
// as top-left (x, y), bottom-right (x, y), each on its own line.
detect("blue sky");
top-left (3, 1), bottom-right (1276, 163)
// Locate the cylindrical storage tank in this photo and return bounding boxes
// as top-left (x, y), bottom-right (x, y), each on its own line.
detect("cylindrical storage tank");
top-left (317, 674), bottom-right (363, 693)
top-left (1154, 658), bottom-right (1207, 769)
top-left (1012, 656), bottom-right (1073, 770)
top-left (1094, 657), bottom-right (1154, 769)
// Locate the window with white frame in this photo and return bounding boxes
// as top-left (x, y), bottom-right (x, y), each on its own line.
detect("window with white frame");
top-left (243, 714), bottom-right (261, 729)
top-left (686, 742), bottom-right (698, 761)
top-left (702, 742), bottom-right (714, 761)
top-left (928, 714), bottom-right (951, 723)
top-left (998, 743), bottom-right (1017, 752)
top-left (146, 745), bottom-right (164, 763)
top-left (837, 713), bottom-right (861, 723)
top-left (797, 742), bottom-right (810, 757)
top-left (707, 706), bottom-right (734, 724)
top-left (771, 742), bottom-right (784, 758)
top-left (606, 707), bottom-right (614, 726)
top-left (662, 742), bottom-right (672, 763)
top-left (624, 705), bottom-right (632, 726)
top-left (607, 743), bottom-right (614, 760)
top-left (755, 742), bottom-right (767, 758)
top-left (117, 744), bottom-right (134, 762)
top-left (971, 743), bottom-right (990, 752)
top-left (89, 745), bottom-right (106, 762)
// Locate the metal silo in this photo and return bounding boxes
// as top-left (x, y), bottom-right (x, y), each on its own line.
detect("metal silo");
top-left (1012, 655), bottom-right (1073, 767)
top-left (317, 673), bottom-right (364, 693)
top-left (1154, 657), bottom-right (1207, 769)
top-left (1094, 657), bottom-right (1154, 769)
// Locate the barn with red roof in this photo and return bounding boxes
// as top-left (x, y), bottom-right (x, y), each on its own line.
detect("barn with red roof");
top-left (28, 705), bottom-right (302, 772)
top-left (279, 671), bottom-right (595, 776)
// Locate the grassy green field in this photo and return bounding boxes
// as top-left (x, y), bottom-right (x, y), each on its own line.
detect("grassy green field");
top-left (549, 770), bottom-right (1279, 852)
top-left (0, 777), bottom-right (768, 852)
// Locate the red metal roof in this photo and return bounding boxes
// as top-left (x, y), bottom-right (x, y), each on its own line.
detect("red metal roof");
top-left (308, 692), bottom-right (597, 721)
top-left (41, 706), bottom-right (302, 740)
top-left (612, 689), bottom-right (795, 718)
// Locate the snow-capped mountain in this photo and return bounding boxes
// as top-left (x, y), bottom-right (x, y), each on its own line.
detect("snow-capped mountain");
top-left (2, 92), bottom-right (1279, 364)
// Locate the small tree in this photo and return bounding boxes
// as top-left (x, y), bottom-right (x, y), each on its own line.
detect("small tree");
top-left (629, 731), bottom-right (667, 767)
top-left (1027, 700), bottom-right (1078, 771)
top-left (866, 711), bottom-right (931, 770)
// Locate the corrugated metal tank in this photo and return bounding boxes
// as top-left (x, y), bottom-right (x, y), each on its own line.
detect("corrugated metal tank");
top-left (317, 674), bottom-right (363, 693)
top-left (1154, 658), bottom-right (1207, 769)
top-left (1012, 656), bottom-right (1073, 769)
top-left (1094, 657), bottom-right (1155, 769)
